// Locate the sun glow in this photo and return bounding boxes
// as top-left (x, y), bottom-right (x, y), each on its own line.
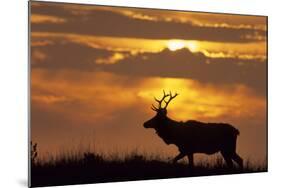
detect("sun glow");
top-left (167, 40), bottom-right (199, 52)
top-left (136, 77), bottom-right (265, 120)
top-left (186, 41), bottom-right (199, 52)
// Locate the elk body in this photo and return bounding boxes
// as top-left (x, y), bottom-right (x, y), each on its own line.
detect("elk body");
top-left (143, 91), bottom-right (243, 168)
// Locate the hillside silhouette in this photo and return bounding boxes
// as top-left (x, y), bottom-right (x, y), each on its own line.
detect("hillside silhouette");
top-left (31, 147), bottom-right (266, 187)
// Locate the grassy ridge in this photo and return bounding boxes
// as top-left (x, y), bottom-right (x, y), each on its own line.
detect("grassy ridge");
top-left (31, 150), bottom-right (267, 187)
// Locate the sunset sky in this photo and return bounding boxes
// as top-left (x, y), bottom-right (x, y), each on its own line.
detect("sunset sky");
top-left (30, 1), bottom-right (267, 162)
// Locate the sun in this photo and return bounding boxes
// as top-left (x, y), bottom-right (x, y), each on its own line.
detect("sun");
top-left (167, 40), bottom-right (186, 51)
top-left (167, 40), bottom-right (199, 52)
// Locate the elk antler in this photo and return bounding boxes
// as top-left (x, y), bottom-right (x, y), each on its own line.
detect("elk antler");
top-left (151, 90), bottom-right (169, 111)
top-left (163, 91), bottom-right (178, 109)
top-left (151, 90), bottom-right (178, 111)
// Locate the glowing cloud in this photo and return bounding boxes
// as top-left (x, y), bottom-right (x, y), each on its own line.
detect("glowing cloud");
top-left (31, 14), bottom-right (66, 24)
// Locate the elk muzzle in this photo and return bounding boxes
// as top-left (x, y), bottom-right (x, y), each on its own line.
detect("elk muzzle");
top-left (143, 118), bottom-right (155, 128)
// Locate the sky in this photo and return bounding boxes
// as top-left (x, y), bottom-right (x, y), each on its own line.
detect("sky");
top-left (30, 1), bottom-right (267, 163)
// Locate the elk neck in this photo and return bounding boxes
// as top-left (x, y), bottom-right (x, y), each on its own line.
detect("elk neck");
top-left (154, 116), bottom-right (182, 145)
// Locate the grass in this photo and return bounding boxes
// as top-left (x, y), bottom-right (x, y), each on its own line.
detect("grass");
top-left (31, 148), bottom-right (267, 187)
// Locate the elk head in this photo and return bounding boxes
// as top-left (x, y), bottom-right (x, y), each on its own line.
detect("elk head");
top-left (143, 90), bottom-right (178, 129)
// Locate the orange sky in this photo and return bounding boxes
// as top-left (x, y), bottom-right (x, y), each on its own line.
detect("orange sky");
top-left (30, 1), bottom-right (267, 163)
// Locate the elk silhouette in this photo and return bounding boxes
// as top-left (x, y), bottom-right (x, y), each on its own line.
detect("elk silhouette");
top-left (143, 91), bottom-right (243, 168)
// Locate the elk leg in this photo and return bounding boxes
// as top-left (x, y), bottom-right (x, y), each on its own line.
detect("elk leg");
top-left (187, 154), bottom-right (194, 168)
top-left (232, 152), bottom-right (243, 168)
top-left (172, 153), bottom-right (185, 164)
top-left (221, 152), bottom-right (233, 168)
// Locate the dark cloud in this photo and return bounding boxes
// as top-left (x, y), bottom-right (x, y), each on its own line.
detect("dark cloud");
top-left (31, 2), bottom-right (266, 43)
top-left (31, 40), bottom-right (114, 70)
top-left (100, 48), bottom-right (267, 96)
